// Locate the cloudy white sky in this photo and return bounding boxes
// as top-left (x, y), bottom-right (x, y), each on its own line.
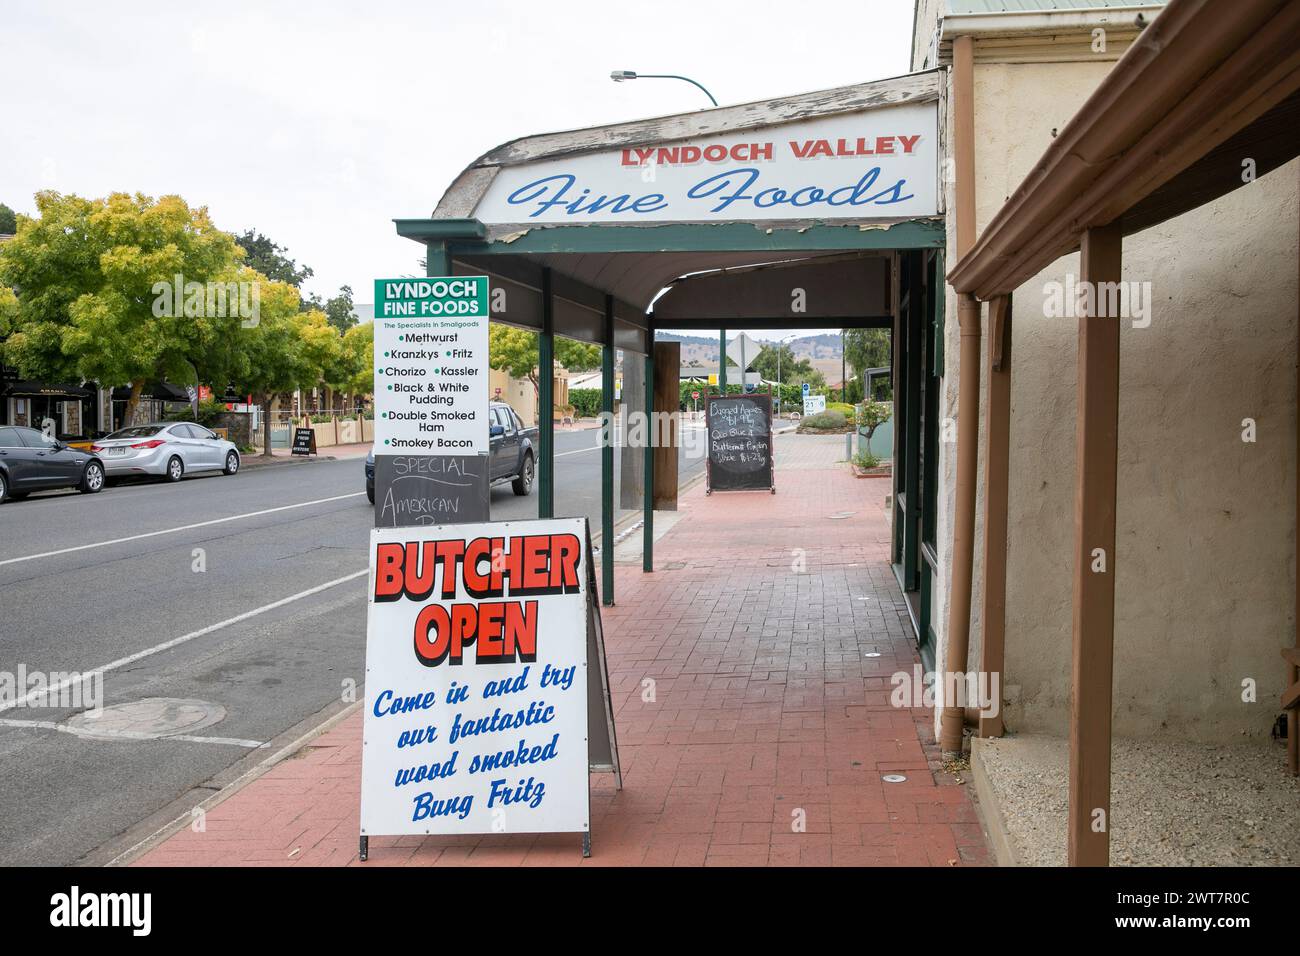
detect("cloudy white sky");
top-left (3, 0), bottom-right (915, 339)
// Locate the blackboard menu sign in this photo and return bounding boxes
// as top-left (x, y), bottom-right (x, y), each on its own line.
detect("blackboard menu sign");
top-left (291, 427), bottom-right (316, 456)
top-left (706, 393), bottom-right (775, 494)
top-left (373, 454), bottom-right (490, 527)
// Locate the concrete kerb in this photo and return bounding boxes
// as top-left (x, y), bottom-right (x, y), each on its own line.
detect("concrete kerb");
top-left (969, 736), bottom-right (1019, 867)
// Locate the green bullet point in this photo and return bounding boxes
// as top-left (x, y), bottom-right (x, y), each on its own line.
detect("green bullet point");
top-left (388, 385), bottom-right (393, 390)
top-left (384, 351), bottom-right (389, 357)
top-left (384, 439), bottom-right (390, 445)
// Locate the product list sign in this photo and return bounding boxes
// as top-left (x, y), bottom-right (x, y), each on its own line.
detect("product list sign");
top-left (360, 519), bottom-right (591, 836)
top-left (373, 277), bottom-right (489, 455)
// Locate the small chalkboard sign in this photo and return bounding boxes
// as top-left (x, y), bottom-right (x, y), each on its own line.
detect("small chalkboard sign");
top-left (291, 427), bottom-right (316, 456)
top-left (706, 392), bottom-right (775, 494)
top-left (373, 454), bottom-right (490, 527)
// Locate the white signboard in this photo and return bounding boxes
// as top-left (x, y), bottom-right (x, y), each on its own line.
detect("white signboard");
top-left (804, 395), bottom-right (826, 416)
top-left (475, 101), bottom-right (937, 224)
top-left (373, 277), bottom-right (489, 455)
top-left (361, 518), bottom-right (591, 836)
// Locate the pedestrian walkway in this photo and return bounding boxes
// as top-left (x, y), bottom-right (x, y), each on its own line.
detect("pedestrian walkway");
top-left (131, 439), bottom-right (988, 867)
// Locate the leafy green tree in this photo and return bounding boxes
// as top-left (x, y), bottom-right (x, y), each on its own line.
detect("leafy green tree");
top-left (844, 328), bottom-right (891, 377)
top-left (752, 343), bottom-right (819, 384)
top-left (226, 280), bottom-right (314, 456)
top-left (235, 229), bottom-right (313, 288)
top-left (0, 203), bottom-right (17, 234)
top-left (488, 323), bottom-right (600, 409)
top-left (305, 284), bottom-right (358, 332)
top-left (341, 321), bottom-right (374, 403)
top-left (0, 191), bottom-right (246, 423)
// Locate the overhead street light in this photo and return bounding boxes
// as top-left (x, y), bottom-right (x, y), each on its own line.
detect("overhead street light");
top-left (609, 70), bottom-right (718, 107)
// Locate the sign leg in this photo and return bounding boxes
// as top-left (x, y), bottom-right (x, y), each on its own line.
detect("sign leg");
top-left (359, 835), bottom-right (368, 862)
top-left (582, 831), bottom-right (591, 859)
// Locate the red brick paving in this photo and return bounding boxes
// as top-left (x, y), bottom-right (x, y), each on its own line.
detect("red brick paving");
top-left (134, 456), bottom-right (989, 867)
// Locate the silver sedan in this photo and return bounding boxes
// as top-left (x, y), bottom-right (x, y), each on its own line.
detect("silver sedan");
top-left (93, 421), bottom-right (241, 482)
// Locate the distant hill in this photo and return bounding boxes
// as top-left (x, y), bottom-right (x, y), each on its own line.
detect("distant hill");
top-left (657, 331), bottom-right (843, 368)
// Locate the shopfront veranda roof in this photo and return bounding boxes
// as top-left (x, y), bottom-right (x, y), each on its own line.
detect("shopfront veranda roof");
top-left (395, 69), bottom-right (948, 349)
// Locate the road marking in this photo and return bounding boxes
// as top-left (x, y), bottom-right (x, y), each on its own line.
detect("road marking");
top-left (554, 445), bottom-right (601, 459)
top-left (0, 569), bottom-right (369, 715)
top-left (0, 718), bottom-right (267, 748)
top-left (0, 492), bottom-right (365, 567)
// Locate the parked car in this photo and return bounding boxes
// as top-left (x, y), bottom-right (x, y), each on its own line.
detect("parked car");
top-left (363, 402), bottom-right (537, 504)
top-left (93, 422), bottom-right (240, 482)
top-left (0, 426), bottom-right (105, 502)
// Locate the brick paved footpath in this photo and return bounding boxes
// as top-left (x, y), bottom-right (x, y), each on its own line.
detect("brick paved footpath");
top-left (133, 441), bottom-right (990, 867)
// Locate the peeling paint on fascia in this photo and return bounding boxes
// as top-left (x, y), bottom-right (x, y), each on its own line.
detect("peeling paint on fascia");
top-left (498, 230), bottom-right (530, 244)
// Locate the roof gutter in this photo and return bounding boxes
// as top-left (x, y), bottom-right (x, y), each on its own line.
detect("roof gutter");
top-left (947, 0), bottom-right (1300, 300)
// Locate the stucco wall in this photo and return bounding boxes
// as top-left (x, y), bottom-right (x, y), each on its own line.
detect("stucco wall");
top-left (932, 54), bottom-right (1298, 744)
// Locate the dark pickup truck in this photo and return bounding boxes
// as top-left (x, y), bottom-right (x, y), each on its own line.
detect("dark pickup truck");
top-left (365, 401), bottom-right (537, 503)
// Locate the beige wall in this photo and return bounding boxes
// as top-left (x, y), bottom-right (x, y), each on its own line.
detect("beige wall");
top-left (487, 367), bottom-right (571, 427)
top-left (929, 52), bottom-right (1298, 743)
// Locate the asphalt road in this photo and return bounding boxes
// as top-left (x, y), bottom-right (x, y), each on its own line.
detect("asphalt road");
top-left (0, 427), bottom-right (704, 866)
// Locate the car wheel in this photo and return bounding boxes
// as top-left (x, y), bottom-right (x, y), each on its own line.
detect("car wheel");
top-left (80, 461), bottom-right (105, 494)
top-left (165, 456), bottom-right (184, 482)
top-left (223, 451), bottom-right (240, 475)
top-left (512, 453), bottom-right (534, 496)
top-left (367, 486), bottom-right (375, 504)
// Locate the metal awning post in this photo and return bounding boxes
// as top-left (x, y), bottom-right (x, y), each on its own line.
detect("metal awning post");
top-left (602, 295), bottom-right (615, 605)
top-left (718, 330), bottom-right (726, 392)
top-left (642, 332), bottom-right (655, 572)
top-left (539, 268), bottom-right (555, 519)
top-left (1068, 223), bottom-right (1123, 867)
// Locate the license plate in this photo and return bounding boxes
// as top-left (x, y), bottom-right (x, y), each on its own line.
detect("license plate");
top-left (106, 447), bottom-right (126, 456)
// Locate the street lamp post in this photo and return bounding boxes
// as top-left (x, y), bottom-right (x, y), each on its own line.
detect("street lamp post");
top-left (610, 70), bottom-right (718, 107)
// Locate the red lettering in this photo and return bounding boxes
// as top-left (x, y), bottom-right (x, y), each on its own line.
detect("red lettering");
top-left (477, 602), bottom-right (505, 659)
top-left (898, 134), bottom-right (920, 154)
top-left (874, 136), bottom-right (895, 155)
top-left (374, 543), bottom-right (405, 600)
top-left (504, 601), bottom-right (538, 661)
top-left (413, 604), bottom-right (449, 666)
top-left (449, 603), bottom-right (477, 663)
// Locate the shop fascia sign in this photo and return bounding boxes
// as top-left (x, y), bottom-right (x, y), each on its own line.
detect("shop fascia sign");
top-left (474, 101), bottom-right (937, 224)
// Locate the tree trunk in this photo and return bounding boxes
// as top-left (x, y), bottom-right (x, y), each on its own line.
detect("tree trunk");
top-left (260, 394), bottom-right (274, 458)
top-left (124, 379), bottom-right (149, 426)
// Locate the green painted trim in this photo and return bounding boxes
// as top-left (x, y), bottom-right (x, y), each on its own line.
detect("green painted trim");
top-left (396, 218), bottom-right (487, 242)
top-left (718, 329), bottom-right (727, 392)
top-left (538, 268), bottom-right (555, 519)
top-left (601, 296), bottom-right (615, 606)
top-left (642, 348), bottom-right (654, 573)
top-left (445, 219), bottom-right (945, 257)
top-left (425, 242), bottom-right (451, 278)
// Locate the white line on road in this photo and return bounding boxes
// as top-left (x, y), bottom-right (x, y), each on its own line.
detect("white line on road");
top-left (0, 569), bottom-right (369, 715)
top-left (0, 718), bottom-right (267, 748)
top-left (0, 492), bottom-right (365, 567)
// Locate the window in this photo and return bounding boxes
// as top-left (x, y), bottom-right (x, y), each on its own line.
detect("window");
top-left (107, 425), bottom-right (163, 439)
top-left (508, 408), bottom-right (524, 433)
top-left (16, 427), bottom-right (56, 448)
top-left (0, 427), bottom-right (22, 447)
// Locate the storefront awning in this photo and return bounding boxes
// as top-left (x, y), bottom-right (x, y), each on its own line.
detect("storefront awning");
top-left (110, 382), bottom-right (192, 402)
top-left (2, 380), bottom-right (94, 400)
top-left (399, 69), bottom-right (946, 349)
